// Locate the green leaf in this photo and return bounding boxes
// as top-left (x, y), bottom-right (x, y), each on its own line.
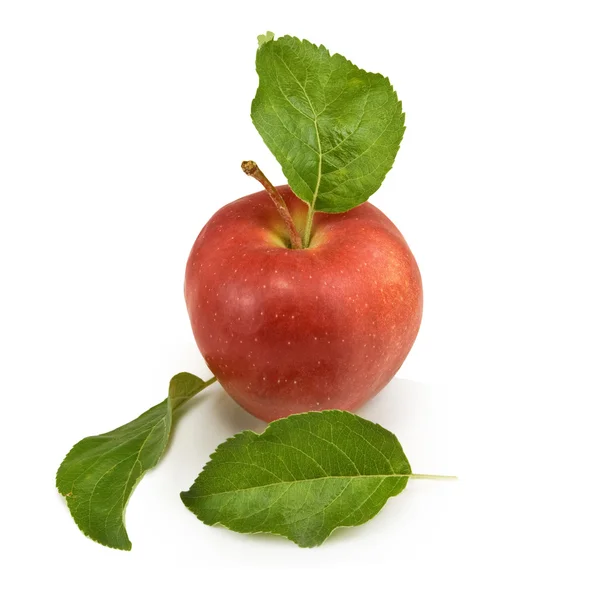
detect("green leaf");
top-left (181, 410), bottom-right (412, 547)
top-left (251, 35), bottom-right (405, 214)
top-left (56, 372), bottom-right (214, 550)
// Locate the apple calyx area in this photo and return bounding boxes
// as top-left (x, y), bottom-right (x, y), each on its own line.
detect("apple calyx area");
top-left (241, 161), bottom-right (304, 250)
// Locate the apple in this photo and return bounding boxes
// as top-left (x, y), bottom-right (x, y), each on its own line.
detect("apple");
top-left (184, 185), bottom-right (423, 422)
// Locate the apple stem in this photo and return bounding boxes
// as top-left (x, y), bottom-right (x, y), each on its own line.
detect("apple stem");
top-left (241, 161), bottom-right (303, 250)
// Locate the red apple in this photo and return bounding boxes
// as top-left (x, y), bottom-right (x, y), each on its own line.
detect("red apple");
top-left (184, 185), bottom-right (422, 422)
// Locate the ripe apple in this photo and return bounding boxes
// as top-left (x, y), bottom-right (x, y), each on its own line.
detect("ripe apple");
top-left (184, 185), bottom-right (423, 422)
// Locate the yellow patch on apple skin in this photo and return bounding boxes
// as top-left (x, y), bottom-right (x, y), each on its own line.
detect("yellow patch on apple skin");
top-left (306, 226), bottom-right (327, 249)
top-left (290, 205), bottom-right (308, 241)
top-left (265, 208), bottom-right (310, 249)
top-left (261, 197), bottom-right (325, 249)
top-left (264, 229), bottom-right (288, 248)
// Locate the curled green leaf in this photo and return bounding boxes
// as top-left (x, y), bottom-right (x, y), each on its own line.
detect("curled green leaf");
top-left (181, 410), bottom-right (413, 547)
top-left (56, 372), bottom-right (215, 550)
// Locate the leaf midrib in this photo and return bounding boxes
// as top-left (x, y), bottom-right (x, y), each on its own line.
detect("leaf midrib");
top-left (185, 472), bottom-right (410, 500)
top-left (84, 415), bottom-right (168, 532)
top-left (273, 51), bottom-right (323, 207)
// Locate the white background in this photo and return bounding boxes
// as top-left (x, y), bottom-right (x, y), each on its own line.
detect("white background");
top-left (1, 1), bottom-right (599, 598)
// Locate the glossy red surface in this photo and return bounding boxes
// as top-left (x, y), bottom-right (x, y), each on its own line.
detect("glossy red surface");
top-left (185, 186), bottom-right (423, 421)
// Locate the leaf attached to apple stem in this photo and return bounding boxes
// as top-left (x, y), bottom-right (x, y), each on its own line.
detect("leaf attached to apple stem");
top-left (251, 35), bottom-right (406, 246)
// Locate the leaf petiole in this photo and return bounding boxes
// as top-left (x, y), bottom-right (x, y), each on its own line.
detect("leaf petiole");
top-left (402, 473), bottom-right (458, 481)
top-left (303, 204), bottom-right (316, 248)
top-left (171, 376), bottom-right (217, 411)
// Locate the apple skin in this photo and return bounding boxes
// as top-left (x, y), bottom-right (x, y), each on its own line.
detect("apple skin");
top-left (184, 185), bottom-right (423, 422)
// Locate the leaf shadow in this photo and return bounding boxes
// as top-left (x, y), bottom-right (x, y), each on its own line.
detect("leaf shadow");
top-left (355, 377), bottom-right (427, 429)
top-left (171, 376), bottom-right (432, 549)
top-left (206, 386), bottom-right (266, 434)
top-left (165, 382), bottom-right (265, 464)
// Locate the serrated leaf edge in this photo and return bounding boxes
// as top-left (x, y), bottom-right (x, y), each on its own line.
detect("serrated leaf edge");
top-left (180, 409), bottom-right (411, 548)
top-left (252, 36), bottom-right (405, 215)
top-left (56, 373), bottom-right (214, 550)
